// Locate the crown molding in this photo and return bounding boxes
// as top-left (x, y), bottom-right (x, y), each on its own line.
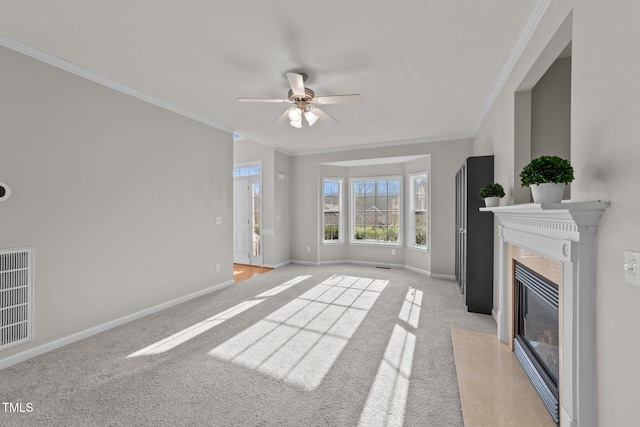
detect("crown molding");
top-left (471, 0), bottom-right (552, 135)
top-left (286, 133), bottom-right (473, 157)
top-left (0, 33), bottom-right (233, 135)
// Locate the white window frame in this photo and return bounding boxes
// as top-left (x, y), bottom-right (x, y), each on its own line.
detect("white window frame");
top-left (408, 172), bottom-right (428, 251)
top-left (349, 176), bottom-right (403, 247)
top-left (233, 162), bottom-right (261, 177)
top-left (321, 177), bottom-right (344, 244)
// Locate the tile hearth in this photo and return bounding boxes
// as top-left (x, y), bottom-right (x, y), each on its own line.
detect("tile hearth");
top-left (452, 328), bottom-right (556, 427)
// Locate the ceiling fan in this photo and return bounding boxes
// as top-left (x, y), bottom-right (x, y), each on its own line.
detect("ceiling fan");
top-left (238, 72), bottom-right (362, 128)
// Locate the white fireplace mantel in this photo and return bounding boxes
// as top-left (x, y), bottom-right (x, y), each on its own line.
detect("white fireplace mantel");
top-left (482, 200), bottom-right (609, 427)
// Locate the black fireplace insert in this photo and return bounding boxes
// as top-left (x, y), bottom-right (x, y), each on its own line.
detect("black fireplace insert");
top-left (514, 261), bottom-right (559, 423)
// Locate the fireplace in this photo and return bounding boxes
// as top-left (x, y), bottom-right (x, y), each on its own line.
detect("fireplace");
top-left (514, 261), bottom-right (559, 423)
top-left (483, 201), bottom-right (609, 427)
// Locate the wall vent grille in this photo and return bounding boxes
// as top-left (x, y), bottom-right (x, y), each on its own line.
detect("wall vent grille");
top-left (0, 248), bottom-right (33, 350)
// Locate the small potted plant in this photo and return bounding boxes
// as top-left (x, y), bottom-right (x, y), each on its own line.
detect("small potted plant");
top-left (519, 155), bottom-right (574, 203)
top-left (479, 182), bottom-right (505, 207)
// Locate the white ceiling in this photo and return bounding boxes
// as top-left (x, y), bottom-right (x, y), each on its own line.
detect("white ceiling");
top-left (0, 0), bottom-right (540, 154)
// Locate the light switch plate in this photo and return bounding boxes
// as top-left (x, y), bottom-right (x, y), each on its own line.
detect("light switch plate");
top-left (216, 217), bottom-right (222, 225)
top-left (624, 251), bottom-right (640, 285)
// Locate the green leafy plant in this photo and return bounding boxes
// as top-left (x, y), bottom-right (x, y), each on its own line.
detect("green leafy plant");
top-left (354, 226), bottom-right (399, 242)
top-left (479, 183), bottom-right (505, 199)
top-left (519, 155), bottom-right (574, 186)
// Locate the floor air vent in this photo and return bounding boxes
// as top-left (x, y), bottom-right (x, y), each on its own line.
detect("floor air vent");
top-left (0, 248), bottom-right (33, 350)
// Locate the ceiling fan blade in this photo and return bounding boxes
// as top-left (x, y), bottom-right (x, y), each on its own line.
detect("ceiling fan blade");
top-left (311, 107), bottom-right (338, 124)
top-left (314, 94), bottom-right (362, 104)
top-left (238, 97), bottom-right (290, 103)
top-left (273, 108), bottom-right (291, 125)
top-left (286, 72), bottom-right (306, 97)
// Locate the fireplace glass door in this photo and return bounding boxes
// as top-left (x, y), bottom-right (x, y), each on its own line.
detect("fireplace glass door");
top-left (514, 261), bottom-right (560, 423)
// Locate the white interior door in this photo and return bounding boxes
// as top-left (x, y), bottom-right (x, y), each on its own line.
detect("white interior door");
top-left (233, 175), bottom-right (263, 266)
top-left (250, 180), bottom-right (262, 266)
top-left (234, 179), bottom-right (250, 265)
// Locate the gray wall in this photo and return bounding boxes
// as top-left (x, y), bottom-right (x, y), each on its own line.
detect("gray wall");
top-left (572, 1), bottom-right (640, 423)
top-left (531, 56), bottom-right (571, 160)
top-left (531, 56), bottom-right (572, 199)
top-left (290, 139), bottom-right (472, 276)
top-left (474, 2), bottom-right (640, 424)
top-left (513, 56), bottom-right (572, 203)
top-left (273, 149), bottom-right (291, 266)
top-left (0, 45), bottom-right (233, 361)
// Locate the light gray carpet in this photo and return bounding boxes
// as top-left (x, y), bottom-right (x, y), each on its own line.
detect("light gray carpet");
top-left (0, 264), bottom-right (496, 426)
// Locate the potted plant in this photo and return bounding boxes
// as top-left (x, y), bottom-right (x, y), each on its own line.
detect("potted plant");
top-left (479, 182), bottom-right (505, 207)
top-left (519, 155), bottom-right (574, 203)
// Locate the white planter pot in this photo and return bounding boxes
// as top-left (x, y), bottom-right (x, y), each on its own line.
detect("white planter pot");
top-left (484, 197), bottom-right (500, 207)
top-left (530, 183), bottom-right (565, 204)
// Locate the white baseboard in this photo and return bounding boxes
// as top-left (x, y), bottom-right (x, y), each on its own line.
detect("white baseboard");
top-left (404, 265), bottom-right (430, 276)
top-left (320, 260), bottom-right (430, 275)
top-left (318, 259), bottom-right (404, 269)
top-left (290, 260), bottom-right (320, 266)
top-left (0, 279), bottom-right (234, 370)
top-left (263, 260), bottom-right (291, 269)
top-left (430, 274), bottom-right (457, 281)
top-left (491, 309), bottom-right (499, 326)
top-left (351, 260), bottom-right (404, 269)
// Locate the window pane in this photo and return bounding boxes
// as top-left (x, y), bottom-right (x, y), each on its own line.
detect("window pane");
top-left (387, 180), bottom-right (400, 196)
top-left (351, 178), bottom-right (401, 243)
top-left (377, 211), bottom-right (388, 226)
top-left (411, 173), bottom-right (428, 248)
top-left (323, 179), bottom-right (342, 241)
top-left (388, 225), bottom-right (399, 242)
top-left (389, 196), bottom-right (399, 213)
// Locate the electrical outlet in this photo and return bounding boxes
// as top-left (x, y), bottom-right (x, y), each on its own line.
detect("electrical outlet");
top-left (215, 217), bottom-right (222, 225)
top-left (307, 246), bottom-right (311, 253)
top-left (391, 249), bottom-right (396, 255)
top-left (215, 264), bottom-right (220, 272)
top-left (624, 251), bottom-right (640, 285)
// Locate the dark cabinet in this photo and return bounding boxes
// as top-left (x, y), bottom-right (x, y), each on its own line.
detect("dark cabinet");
top-left (455, 156), bottom-right (494, 314)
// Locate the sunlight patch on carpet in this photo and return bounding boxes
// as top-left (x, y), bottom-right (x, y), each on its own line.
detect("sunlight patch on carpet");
top-left (358, 287), bottom-right (423, 426)
top-left (254, 275), bottom-right (312, 297)
top-left (399, 287), bottom-right (423, 329)
top-left (127, 299), bottom-right (263, 358)
top-left (208, 275), bottom-right (388, 390)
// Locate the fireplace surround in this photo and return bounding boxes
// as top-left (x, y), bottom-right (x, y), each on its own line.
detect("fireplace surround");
top-left (482, 201), bottom-right (609, 427)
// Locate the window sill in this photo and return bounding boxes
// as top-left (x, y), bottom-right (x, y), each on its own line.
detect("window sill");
top-left (349, 241), bottom-right (403, 248)
top-left (407, 245), bottom-right (428, 252)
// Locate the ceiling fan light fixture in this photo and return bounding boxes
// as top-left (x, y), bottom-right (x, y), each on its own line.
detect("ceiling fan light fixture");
top-left (238, 72), bottom-right (360, 128)
top-left (305, 110), bottom-right (319, 126)
top-left (288, 107), bottom-right (302, 122)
